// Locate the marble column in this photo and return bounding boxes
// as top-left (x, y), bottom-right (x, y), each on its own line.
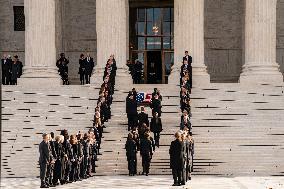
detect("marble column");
top-left (240, 0), bottom-right (283, 84)
top-left (18, 0), bottom-right (61, 86)
top-left (169, 0), bottom-right (210, 85)
top-left (92, 0), bottom-right (132, 87)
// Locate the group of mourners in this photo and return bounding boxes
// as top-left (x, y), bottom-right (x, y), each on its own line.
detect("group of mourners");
top-left (39, 54), bottom-right (117, 188)
top-left (169, 51), bottom-right (195, 186)
top-left (56, 52), bottom-right (95, 85)
top-left (126, 59), bottom-right (143, 84)
top-left (1, 54), bottom-right (23, 85)
top-left (125, 88), bottom-right (163, 176)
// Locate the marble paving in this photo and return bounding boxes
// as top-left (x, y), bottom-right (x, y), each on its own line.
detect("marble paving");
top-left (0, 176), bottom-right (283, 189)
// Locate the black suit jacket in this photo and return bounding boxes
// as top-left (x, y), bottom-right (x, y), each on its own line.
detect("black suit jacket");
top-left (150, 117), bottom-right (162, 133)
top-left (169, 139), bottom-right (183, 170)
top-left (138, 112), bottom-right (149, 126)
top-left (84, 57), bottom-right (94, 75)
top-left (39, 141), bottom-right (50, 164)
top-left (183, 55), bottom-right (192, 64)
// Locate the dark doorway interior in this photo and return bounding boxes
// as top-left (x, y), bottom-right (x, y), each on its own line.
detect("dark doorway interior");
top-left (147, 51), bottom-right (162, 84)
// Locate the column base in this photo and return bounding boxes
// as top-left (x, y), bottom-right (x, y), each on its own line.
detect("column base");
top-left (18, 67), bottom-right (62, 86)
top-left (18, 77), bottom-right (62, 86)
top-left (240, 63), bottom-right (284, 84)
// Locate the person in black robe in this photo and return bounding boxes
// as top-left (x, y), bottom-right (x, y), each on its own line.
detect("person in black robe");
top-left (150, 112), bottom-right (163, 147)
top-left (84, 53), bottom-right (94, 84)
top-left (53, 135), bottom-right (64, 186)
top-left (169, 132), bottom-right (183, 186)
top-left (182, 51), bottom-right (192, 87)
top-left (61, 130), bottom-right (72, 184)
top-left (125, 133), bottom-right (137, 176)
top-left (140, 132), bottom-right (153, 176)
top-left (1, 54), bottom-right (11, 85)
top-left (126, 94), bottom-right (138, 131)
top-left (56, 53), bottom-right (69, 85)
top-left (138, 106), bottom-right (149, 127)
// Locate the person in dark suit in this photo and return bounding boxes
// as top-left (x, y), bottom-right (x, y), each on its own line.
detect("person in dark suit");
top-left (169, 132), bottom-right (183, 186)
top-left (138, 106), bottom-right (149, 127)
top-left (182, 51), bottom-right (192, 87)
top-left (1, 54), bottom-right (11, 85)
top-left (125, 133), bottom-right (137, 176)
top-left (150, 94), bottom-right (162, 117)
top-left (61, 130), bottom-right (73, 184)
top-left (183, 51), bottom-right (192, 65)
top-left (140, 132), bottom-right (153, 176)
top-left (126, 94), bottom-right (138, 131)
top-left (150, 112), bottom-right (163, 147)
top-left (151, 88), bottom-right (162, 101)
top-left (39, 133), bottom-right (52, 188)
top-left (84, 53), bottom-right (94, 84)
top-left (133, 60), bottom-right (143, 84)
top-left (78, 54), bottom-right (86, 85)
top-left (46, 132), bottom-right (56, 186)
top-left (186, 134), bottom-right (194, 181)
top-left (10, 56), bottom-right (20, 85)
top-left (14, 55), bottom-right (23, 78)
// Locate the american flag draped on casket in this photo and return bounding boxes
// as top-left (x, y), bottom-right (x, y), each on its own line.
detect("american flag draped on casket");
top-left (136, 92), bottom-right (152, 104)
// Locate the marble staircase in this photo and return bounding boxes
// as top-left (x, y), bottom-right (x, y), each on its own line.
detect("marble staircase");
top-left (1, 83), bottom-right (284, 178)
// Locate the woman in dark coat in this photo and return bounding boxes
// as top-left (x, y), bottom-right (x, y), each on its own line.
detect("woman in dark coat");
top-left (125, 133), bottom-right (137, 176)
top-left (78, 54), bottom-right (86, 85)
top-left (10, 58), bottom-right (19, 85)
top-left (150, 112), bottom-right (163, 147)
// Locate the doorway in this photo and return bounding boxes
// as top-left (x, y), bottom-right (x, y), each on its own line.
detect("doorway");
top-left (129, 7), bottom-right (174, 84)
top-left (147, 51), bottom-right (162, 84)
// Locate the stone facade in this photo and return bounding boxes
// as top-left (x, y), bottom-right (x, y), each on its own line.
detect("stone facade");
top-left (0, 0), bottom-right (284, 82)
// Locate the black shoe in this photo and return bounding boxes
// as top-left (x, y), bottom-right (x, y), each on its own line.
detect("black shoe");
top-left (188, 177), bottom-right (191, 180)
top-left (172, 183), bottom-right (179, 186)
top-left (181, 182), bottom-right (185, 185)
top-left (146, 173), bottom-right (148, 176)
top-left (40, 185), bottom-right (49, 188)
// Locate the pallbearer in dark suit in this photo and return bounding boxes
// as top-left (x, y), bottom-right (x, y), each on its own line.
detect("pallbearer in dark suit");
top-left (150, 94), bottom-right (162, 117)
top-left (85, 53), bottom-right (94, 84)
top-left (126, 94), bottom-right (138, 131)
top-left (169, 132), bottom-right (183, 186)
top-left (39, 133), bottom-right (52, 188)
top-left (140, 132), bottom-right (153, 176)
top-left (138, 106), bottom-right (149, 127)
top-left (125, 133), bottom-right (137, 176)
top-left (150, 112), bottom-right (163, 147)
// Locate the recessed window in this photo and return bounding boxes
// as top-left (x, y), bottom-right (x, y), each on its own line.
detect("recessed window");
top-left (13, 6), bottom-right (25, 31)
